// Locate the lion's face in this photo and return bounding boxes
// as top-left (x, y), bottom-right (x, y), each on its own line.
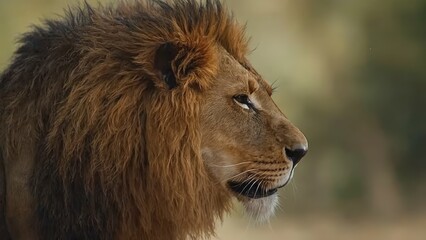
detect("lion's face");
top-left (200, 49), bottom-right (308, 221)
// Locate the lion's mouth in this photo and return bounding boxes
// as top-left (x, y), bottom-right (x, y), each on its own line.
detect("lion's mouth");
top-left (227, 181), bottom-right (278, 199)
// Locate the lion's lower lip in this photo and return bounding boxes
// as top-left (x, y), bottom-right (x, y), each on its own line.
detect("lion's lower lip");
top-left (227, 181), bottom-right (277, 199)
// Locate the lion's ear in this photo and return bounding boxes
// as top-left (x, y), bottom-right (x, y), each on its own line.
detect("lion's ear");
top-left (154, 43), bottom-right (179, 89)
top-left (153, 41), bottom-right (217, 90)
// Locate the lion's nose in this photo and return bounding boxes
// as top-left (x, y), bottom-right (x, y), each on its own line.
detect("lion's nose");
top-left (285, 144), bottom-right (308, 166)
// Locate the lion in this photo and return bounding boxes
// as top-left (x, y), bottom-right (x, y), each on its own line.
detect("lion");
top-left (0, 0), bottom-right (308, 239)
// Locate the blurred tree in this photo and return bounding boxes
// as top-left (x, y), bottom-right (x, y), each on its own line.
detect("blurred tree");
top-left (358, 0), bottom-right (426, 208)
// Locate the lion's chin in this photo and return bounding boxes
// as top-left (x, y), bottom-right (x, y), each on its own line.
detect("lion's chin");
top-left (225, 180), bottom-right (280, 222)
top-left (240, 194), bottom-right (279, 223)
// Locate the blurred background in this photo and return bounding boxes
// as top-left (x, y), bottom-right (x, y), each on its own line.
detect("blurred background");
top-left (1, 0), bottom-right (425, 239)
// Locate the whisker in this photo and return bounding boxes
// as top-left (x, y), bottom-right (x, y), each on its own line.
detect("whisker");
top-left (290, 180), bottom-right (298, 200)
top-left (207, 161), bottom-right (252, 168)
top-left (248, 171), bottom-right (270, 184)
top-left (220, 169), bottom-right (256, 183)
top-left (276, 201), bottom-right (284, 213)
top-left (253, 179), bottom-right (262, 199)
top-left (245, 179), bottom-right (259, 198)
top-left (270, 79), bottom-right (279, 93)
top-left (238, 177), bottom-right (257, 197)
top-left (254, 179), bottom-right (265, 223)
top-left (291, 178), bottom-right (298, 191)
top-left (235, 174), bottom-right (257, 187)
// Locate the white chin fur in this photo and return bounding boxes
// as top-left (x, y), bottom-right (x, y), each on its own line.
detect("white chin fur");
top-left (242, 194), bottom-right (278, 223)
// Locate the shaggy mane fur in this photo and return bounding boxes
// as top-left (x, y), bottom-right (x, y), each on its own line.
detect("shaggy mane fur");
top-left (0, 1), bottom-right (250, 239)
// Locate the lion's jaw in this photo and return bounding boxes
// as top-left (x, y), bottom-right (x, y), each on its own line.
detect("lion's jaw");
top-left (202, 148), bottom-right (285, 222)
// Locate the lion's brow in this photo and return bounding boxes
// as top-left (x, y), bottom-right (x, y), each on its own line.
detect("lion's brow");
top-left (246, 68), bottom-right (272, 96)
top-left (260, 79), bottom-right (273, 96)
top-left (249, 69), bottom-right (272, 96)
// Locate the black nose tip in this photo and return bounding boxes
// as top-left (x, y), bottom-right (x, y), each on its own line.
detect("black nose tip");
top-left (285, 145), bottom-right (308, 165)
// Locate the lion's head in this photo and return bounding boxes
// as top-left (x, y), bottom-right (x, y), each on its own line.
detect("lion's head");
top-left (0, 0), bottom-right (307, 239)
top-left (199, 48), bottom-right (308, 221)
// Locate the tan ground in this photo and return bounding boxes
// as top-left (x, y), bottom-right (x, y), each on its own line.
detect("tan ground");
top-left (214, 213), bottom-right (426, 240)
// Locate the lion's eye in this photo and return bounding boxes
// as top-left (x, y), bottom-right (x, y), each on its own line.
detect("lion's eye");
top-left (233, 94), bottom-right (254, 110)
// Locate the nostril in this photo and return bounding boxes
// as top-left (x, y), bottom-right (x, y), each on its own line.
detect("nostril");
top-left (285, 145), bottom-right (308, 165)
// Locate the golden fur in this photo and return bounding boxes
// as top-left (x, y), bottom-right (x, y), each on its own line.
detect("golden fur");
top-left (0, 1), bottom-right (308, 239)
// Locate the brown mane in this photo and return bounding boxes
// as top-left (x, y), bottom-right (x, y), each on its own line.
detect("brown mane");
top-left (0, 1), bottom-right (249, 239)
